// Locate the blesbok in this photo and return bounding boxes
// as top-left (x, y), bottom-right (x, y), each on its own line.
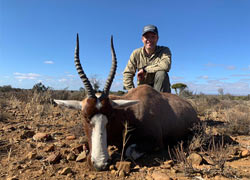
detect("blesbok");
top-left (54, 34), bottom-right (199, 171)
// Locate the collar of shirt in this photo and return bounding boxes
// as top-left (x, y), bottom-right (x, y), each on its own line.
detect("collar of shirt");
top-left (142, 46), bottom-right (159, 59)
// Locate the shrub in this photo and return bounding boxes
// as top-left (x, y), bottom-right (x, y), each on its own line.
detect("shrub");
top-left (0, 85), bottom-right (13, 92)
top-left (221, 105), bottom-right (250, 135)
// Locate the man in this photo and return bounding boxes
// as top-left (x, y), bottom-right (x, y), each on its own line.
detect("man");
top-left (123, 25), bottom-right (172, 93)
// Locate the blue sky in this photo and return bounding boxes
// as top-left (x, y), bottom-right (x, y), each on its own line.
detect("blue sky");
top-left (1, 0), bottom-right (250, 95)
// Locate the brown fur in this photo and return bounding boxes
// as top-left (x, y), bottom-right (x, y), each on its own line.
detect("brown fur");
top-left (83, 84), bottom-right (199, 159)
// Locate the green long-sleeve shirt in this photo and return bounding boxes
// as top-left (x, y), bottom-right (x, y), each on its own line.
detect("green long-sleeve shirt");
top-left (123, 46), bottom-right (172, 90)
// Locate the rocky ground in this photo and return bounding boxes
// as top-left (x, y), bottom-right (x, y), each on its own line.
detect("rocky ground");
top-left (0, 92), bottom-right (250, 180)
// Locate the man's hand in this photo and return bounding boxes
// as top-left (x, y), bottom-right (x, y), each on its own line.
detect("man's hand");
top-left (137, 69), bottom-right (146, 81)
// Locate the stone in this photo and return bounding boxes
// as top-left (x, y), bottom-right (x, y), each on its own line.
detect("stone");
top-left (241, 150), bottom-right (250, 157)
top-left (6, 176), bottom-right (19, 180)
top-left (28, 143), bottom-right (36, 148)
top-left (59, 167), bottom-right (73, 175)
top-left (79, 136), bottom-right (88, 144)
top-left (161, 160), bottom-right (173, 169)
top-left (26, 151), bottom-right (37, 160)
top-left (192, 164), bottom-right (212, 171)
top-left (151, 171), bottom-right (172, 180)
top-left (202, 155), bottom-right (215, 165)
top-left (110, 169), bottom-right (116, 175)
top-left (145, 175), bottom-right (154, 180)
top-left (53, 112), bottom-right (61, 117)
top-left (109, 164), bottom-right (115, 171)
top-left (67, 152), bottom-right (76, 161)
top-left (115, 161), bottom-right (131, 174)
top-left (76, 151), bottom-right (87, 162)
top-left (164, 160), bottom-right (174, 166)
top-left (46, 152), bottom-right (61, 164)
top-left (44, 144), bottom-right (55, 152)
top-left (71, 144), bottom-right (83, 155)
top-left (66, 135), bottom-right (76, 140)
top-left (214, 175), bottom-right (228, 180)
top-left (20, 130), bottom-right (35, 139)
top-left (187, 153), bottom-right (202, 166)
top-left (134, 165), bottom-right (140, 169)
top-left (88, 174), bottom-right (97, 180)
top-left (33, 133), bottom-right (50, 141)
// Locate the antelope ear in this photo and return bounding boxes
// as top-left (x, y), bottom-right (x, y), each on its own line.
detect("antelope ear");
top-left (54, 99), bottom-right (82, 110)
top-left (110, 99), bottom-right (140, 108)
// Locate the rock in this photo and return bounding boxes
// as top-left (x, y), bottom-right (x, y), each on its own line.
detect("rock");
top-left (20, 130), bottom-right (35, 139)
top-left (88, 174), bottom-right (97, 180)
top-left (79, 136), bottom-right (88, 144)
top-left (66, 135), bottom-right (76, 140)
top-left (193, 164), bottom-right (212, 171)
top-left (46, 152), bottom-right (61, 164)
top-left (67, 152), bottom-right (76, 161)
top-left (59, 167), bottom-right (73, 175)
top-left (26, 151), bottom-right (37, 160)
top-left (187, 153), bottom-right (202, 166)
top-left (164, 160), bottom-right (174, 166)
top-left (28, 143), bottom-right (36, 148)
top-left (151, 171), bottom-right (172, 180)
top-left (54, 142), bottom-right (69, 148)
top-left (145, 175), bottom-right (154, 180)
top-left (109, 164), bottom-right (115, 171)
top-left (202, 155), bottom-right (215, 165)
top-left (134, 165), bottom-right (140, 169)
top-left (6, 176), bottom-right (19, 180)
top-left (36, 142), bottom-right (45, 149)
top-left (33, 133), bottom-right (51, 141)
top-left (53, 112), bottom-right (61, 117)
top-left (115, 161), bottom-right (131, 174)
top-left (76, 151), bottom-right (87, 162)
top-left (241, 150), bottom-right (250, 157)
top-left (214, 175), bottom-right (228, 180)
top-left (161, 160), bottom-right (174, 169)
top-left (44, 144), bottom-right (55, 152)
top-left (62, 149), bottom-right (70, 156)
top-left (71, 144), bottom-right (83, 155)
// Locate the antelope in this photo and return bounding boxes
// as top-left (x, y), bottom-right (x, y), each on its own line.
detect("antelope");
top-left (54, 34), bottom-right (199, 171)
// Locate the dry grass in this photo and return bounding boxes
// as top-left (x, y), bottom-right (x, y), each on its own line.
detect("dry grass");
top-left (1, 89), bottom-right (249, 179)
top-left (219, 103), bottom-right (250, 136)
top-left (168, 121), bottom-right (240, 178)
top-left (0, 99), bottom-right (10, 122)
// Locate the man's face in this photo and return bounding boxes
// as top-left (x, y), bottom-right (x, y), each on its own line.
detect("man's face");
top-left (142, 32), bottom-right (159, 51)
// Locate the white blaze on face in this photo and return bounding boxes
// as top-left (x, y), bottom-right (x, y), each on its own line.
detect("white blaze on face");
top-left (90, 113), bottom-right (109, 170)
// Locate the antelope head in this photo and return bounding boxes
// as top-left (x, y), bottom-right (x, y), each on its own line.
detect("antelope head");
top-left (54, 34), bottom-right (139, 171)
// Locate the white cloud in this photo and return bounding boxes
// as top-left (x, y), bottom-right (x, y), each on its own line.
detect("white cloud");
top-left (44, 60), bottom-right (54, 64)
top-left (171, 76), bottom-right (184, 80)
top-left (231, 74), bottom-right (250, 77)
top-left (197, 75), bottom-right (209, 79)
top-left (185, 80), bottom-right (250, 95)
top-left (204, 62), bottom-right (237, 71)
top-left (67, 74), bottom-right (75, 77)
top-left (14, 72), bottom-right (41, 80)
top-left (58, 78), bottom-right (68, 82)
top-left (226, 65), bottom-right (236, 70)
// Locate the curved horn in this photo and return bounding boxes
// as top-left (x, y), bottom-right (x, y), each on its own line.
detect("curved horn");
top-left (99, 36), bottom-right (117, 100)
top-left (74, 34), bottom-right (96, 98)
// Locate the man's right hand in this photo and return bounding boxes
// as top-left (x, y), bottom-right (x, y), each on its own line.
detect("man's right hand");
top-left (137, 69), bottom-right (146, 81)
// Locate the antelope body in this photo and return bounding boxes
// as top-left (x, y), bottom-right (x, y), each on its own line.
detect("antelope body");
top-left (54, 34), bottom-right (199, 171)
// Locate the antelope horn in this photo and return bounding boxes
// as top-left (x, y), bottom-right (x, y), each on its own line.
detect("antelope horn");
top-left (74, 33), bottom-right (96, 98)
top-left (99, 36), bottom-right (117, 101)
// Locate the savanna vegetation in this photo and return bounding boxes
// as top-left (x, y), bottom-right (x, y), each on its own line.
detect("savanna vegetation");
top-left (0, 83), bottom-right (249, 179)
